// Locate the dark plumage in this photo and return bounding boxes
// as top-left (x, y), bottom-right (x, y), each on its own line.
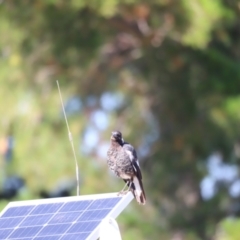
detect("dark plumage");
top-left (107, 131), bottom-right (146, 205)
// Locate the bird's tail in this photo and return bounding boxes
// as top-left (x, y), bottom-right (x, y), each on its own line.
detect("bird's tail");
top-left (132, 176), bottom-right (146, 205)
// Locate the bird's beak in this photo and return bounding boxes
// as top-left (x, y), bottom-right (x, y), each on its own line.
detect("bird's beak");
top-left (111, 132), bottom-right (116, 140)
top-left (111, 131), bottom-right (117, 137)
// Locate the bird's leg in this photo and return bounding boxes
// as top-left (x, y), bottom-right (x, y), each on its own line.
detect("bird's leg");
top-left (126, 181), bottom-right (133, 192)
top-left (118, 181), bottom-right (133, 196)
top-left (117, 181), bottom-right (129, 196)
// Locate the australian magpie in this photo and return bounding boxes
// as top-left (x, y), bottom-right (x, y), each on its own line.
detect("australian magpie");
top-left (107, 131), bottom-right (146, 205)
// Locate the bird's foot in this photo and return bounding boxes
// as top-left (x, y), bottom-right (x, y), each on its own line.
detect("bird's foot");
top-left (117, 190), bottom-right (129, 196)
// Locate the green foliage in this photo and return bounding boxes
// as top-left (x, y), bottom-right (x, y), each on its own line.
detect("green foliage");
top-left (181, 0), bottom-right (231, 48)
top-left (217, 218), bottom-right (240, 240)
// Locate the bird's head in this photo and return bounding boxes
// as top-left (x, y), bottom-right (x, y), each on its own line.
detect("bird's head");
top-left (111, 131), bottom-right (124, 145)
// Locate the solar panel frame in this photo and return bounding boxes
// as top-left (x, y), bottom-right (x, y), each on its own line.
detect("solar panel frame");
top-left (86, 192), bottom-right (133, 240)
top-left (0, 192), bottom-right (133, 240)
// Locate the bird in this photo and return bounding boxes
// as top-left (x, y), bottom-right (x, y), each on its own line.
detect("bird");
top-left (107, 131), bottom-right (146, 205)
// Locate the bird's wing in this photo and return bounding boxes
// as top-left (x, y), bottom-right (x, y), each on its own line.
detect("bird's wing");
top-left (122, 143), bottom-right (142, 180)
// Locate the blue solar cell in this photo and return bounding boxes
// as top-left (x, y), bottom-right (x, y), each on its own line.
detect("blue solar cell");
top-left (34, 236), bottom-right (60, 240)
top-left (67, 221), bottom-right (100, 233)
top-left (0, 193), bottom-right (132, 240)
top-left (20, 214), bottom-right (53, 227)
top-left (59, 200), bottom-right (93, 212)
top-left (0, 229), bottom-right (13, 240)
top-left (89, 197), bottom-right (121, 209)
top-left (30, 203), bottom-right (64, 215)
top-left (38, 223), bottom-right (70, 236)
top-left (0, 217), bottom-right (23, 228)
top-left (78, 209), bottom-right (110, 221)
top-left (2, 206), bottom-right (35, 217)
top-left (49, 212), bottom-right (81, 224)
top-left (61, 232), bottom-right (90, 240)
top-left (8, 226), bottom-right (42, 238)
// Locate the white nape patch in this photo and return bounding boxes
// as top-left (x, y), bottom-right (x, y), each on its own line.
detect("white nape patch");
top-left (121, 138), bottom-right (124, 143)
top-left (125, 149), bottom-right (140, 171)
top-left (125, 150), bottom-right (134, 161)
top-left (126, 150), bottom-right (140, 168)
top-left (135, 160), bottom-right (140, 167)
top-left (125, 150), bottom-right (137, 172)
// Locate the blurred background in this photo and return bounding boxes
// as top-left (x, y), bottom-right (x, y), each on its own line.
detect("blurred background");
top-left (1, 0), bottom-right (240, 239)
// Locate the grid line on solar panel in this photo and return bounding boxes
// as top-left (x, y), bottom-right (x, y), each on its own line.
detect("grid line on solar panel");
top-left (9, 201), bottom-right (94, 239)
top-left (48, 212), bottom-right (82, 224)
top-left (88, 198), bottom-right (121, 209)
top-left (2, 206), bottom-right (35, 217)
top-left (0, 217), bottom-right (23, 229)
top-left (8, 226), bottom-right (42, 238)
top-left (0, 229), bottom-right (13, 240)
top-left (1, 203), bottom-right (63, 239)
top-left (56, 198), bottom-right (119, 239)
top-left (0, 193), bottom-right (130, 240)
top-left (37, 223), bottom-right (71, 236)
top-left (67, 220), bottom-right (100, 234)
top-left (58, 200), bottom-right (93, 212)
top-left (20, 214), bottom-right (53, 227)
top-left (34, 236), bottom-right (60, 240)
top-left (2, 200), bottom-right (91, 239)
top-left (30, 203), bottom-right (64, 215)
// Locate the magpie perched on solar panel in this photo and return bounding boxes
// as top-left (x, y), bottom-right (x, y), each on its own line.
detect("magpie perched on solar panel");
top-left (107, 131), bottom-right (146, 205)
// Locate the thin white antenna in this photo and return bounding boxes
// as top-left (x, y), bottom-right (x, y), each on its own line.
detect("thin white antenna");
top-left (56, 80), bottom-right (80, 196)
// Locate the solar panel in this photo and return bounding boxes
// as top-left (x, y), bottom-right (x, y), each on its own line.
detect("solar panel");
top-left (0, 192), bottom-right (133, 240)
